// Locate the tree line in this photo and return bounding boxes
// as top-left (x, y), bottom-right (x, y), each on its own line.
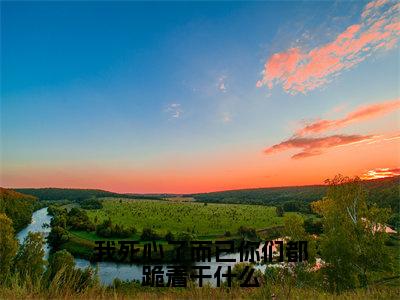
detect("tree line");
top-left (0, 188), bottom-right (37, 231)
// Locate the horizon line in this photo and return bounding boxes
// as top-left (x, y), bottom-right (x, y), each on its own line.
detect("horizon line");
top-left (3, 175), bottom-right (398, 196)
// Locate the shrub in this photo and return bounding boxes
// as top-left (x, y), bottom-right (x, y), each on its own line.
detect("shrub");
top-left (237, 226), bottom-right (257, 239)
top-left (165, 231), bottom-right (175, 242)
top-left (141, 228), bottom-right (160, 240)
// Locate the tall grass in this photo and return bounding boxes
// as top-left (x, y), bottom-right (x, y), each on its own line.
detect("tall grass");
top-left (1, 274), bottom-right (399, 299)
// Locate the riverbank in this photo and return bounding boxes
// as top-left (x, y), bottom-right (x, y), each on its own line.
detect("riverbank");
top-left (19, 207), bottom-right (267, 285)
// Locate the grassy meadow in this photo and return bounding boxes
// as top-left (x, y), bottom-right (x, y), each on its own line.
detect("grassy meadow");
top-left (84, 198), bottom-right (285, 237)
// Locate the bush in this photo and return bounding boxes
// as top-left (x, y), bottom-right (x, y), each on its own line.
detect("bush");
top-left (237, 226), bottom-right (257, 239)
top-left (80, 198), bottom-right (103, 210)
top-left (48, 226), bottom-right (70, 250)
top-left (304, 218), bottom-right (323, 234)
top-left (165, 231), bottom-right (175, 242)
top-left (96, 219), bottom-right (135, 238)
top-left (276, 206), bottom-right (284, 217)
top-left (141, 228), bottom-right (160, 240)
top-left (67, 208), bottom-right (95, 232)
top-left (176, 231), bottom-right (196, 242)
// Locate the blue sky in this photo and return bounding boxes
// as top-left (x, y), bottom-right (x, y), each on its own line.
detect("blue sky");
top-left (1, 1), bottom-right (399, 193)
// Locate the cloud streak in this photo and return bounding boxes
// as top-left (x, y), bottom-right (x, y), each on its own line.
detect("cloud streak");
top-left (264, 134), bottom-right (375, 159)
top-left (360, 167), bottom-right (400, 180)
top-left (165, 103), bottom-right (183, 119)
top-left (217, 75), bottom-right (228, 92)
top-left (297, 98), bottom-right (400, 136)
top-left (257, 0), bottom-right (400, 94)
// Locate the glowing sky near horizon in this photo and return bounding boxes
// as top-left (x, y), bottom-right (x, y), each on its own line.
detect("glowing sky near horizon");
top-left (1, 0), bottom-right (399, 193)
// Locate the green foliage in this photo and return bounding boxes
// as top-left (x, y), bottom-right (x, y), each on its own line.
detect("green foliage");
top-left (47, 249), bottom-right (75, 280)
top-left (192, 176), bottom-right (399, 215)
top-left (237, 226), bottom-right (257, 239)
top-left (388, 213), bottom-right (399, 231)
top-left (80, 198), bottom-right (103, 210)
top-left (0, 213), bottom-right (18, 282)
top-left (14, 187), bottom-right (162, 201)
top-left (276, 206), bottom-right (284, 217)
top-left (48, 204), bottom-right (68, 216)
top-left (313, 175), bottom-right (393, 292)
top-left (176, 231), bottom-right (196, 241)
top-left (282, 214), bottom-right (306, 240)
top-left (140, 227), bottom-right (161, 240)
top-left (14, 232), bottom-right (46, 282)
top-left (67, 208), bottom-right (95, 231)
top-left (0, 188), bottom-right (37, 230)
top-left (51, 213), bottom-right (68, 228)
top-left (96, 218), bottom-right (136, 238)
top-left (165, 231), bottom-right (175, 242)
top-left (303, 217), bottom-right (323, 235)
top-left (364, 176), bottom-right (400, 213)
top-left (281, 214), bottom-right (317, 264)
top-left (46, 249), bottom-right (97, 294)
top-left (192, 185), bottom-right (326, 210)
top-left (48, 226), bottom-right (70, 250)
top-left (283, 201), bottom-right (310, 213)
top-left (231, 262), bottom-right (264, 287)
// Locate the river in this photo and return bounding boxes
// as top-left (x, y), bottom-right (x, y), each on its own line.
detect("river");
top-left (18, 207), bottom-right (269, 285)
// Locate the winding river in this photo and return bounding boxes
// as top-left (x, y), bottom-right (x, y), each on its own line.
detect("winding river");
top-left (18, 207), bottom-right (268, 285)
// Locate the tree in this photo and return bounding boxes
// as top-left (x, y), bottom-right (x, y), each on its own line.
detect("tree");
top-left (282, 214), bottom-right (306, 240)
top-left (176, 231), bottom-right (196, 242)
top-left (47, 249), bottom-right (75, 280)
top-left (304, 217), bottom-right (323, 234)
top-left (165, 231), bottom-right (175, 242)
top-left (48, 226), bottom-right (69, 250)
top-left (14, 232), bottom-right (46, 281)
top-left (237, 226), bottom-right (257, 239)
top-left (276, 206), bottom-right (284, 217)
top-left (282, 214), bottom-right (316, 264)
top-left (45, 249), bottom-right (97, 293)
top-left (141, 228), bottom-right (160, 240)
top-left (0, 188), bottom-right (37, 231)
top-left (0, 213), bottom-right (18, 281)
top-left (50, 214), bottom-right (67, 228)
top-left (312, 175), bottom-right (392, 292)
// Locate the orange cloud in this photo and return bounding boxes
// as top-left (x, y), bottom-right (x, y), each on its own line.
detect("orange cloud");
top-left (257, 0), bottom-right (400, 94)
top-left (297, 98), bottom-right (400, 136)
top-left (264, 134), bottom-right (375, 159)
top-left (360, 167), bottom-right (400, 180)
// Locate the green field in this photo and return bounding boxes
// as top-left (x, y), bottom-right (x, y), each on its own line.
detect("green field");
top-left (85, 198), bottom-right (284, 237)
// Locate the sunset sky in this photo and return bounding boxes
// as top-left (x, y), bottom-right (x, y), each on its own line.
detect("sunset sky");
top-left (1, 0), bottom-right (399, 193)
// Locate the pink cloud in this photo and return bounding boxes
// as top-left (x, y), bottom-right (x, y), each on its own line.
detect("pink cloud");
top-left (257, 0), bottom-right (400, 94)
top-left (360, 167), bottom-right (400, 180)
top-left (264, 134), bottom-right (374, 159)
top-left (297, 98), bottom-right (400, 136)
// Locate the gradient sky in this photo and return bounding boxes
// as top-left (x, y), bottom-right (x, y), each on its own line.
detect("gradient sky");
top-left (1, 0), bottom-right (399, 193)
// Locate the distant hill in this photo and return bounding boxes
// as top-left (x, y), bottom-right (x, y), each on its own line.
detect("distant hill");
top-left (13, 188), bottom-right (162, 201)
top-left (191, 184), bottom-right (326, 213)
top-left (11, 176), bottom-right (400, 214)
top-left (191, 176), bottom-right (400, 213)
top-left (0, 187), bottom-right (37, 231)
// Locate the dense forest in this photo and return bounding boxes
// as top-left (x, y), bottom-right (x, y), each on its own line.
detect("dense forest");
top-left (191, 176), bottom-right (400, 227)
top-left (0, 188), bottom-right (37, 231)
top-left (192, 176), bottom-right (398, 207)
top-left (14, 188), bottom-right (162, 201)
top-left (193, 185), bottom-right (326, 208)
